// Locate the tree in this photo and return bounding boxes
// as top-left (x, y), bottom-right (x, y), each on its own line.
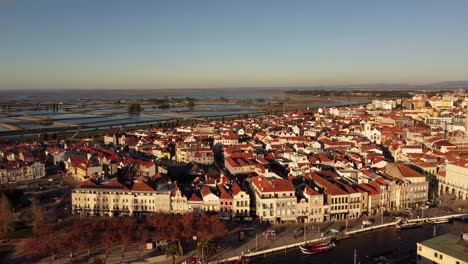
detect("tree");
top-left (197, 239), bottom-right (217, 261)
top-left (83, 220), bottom-right (100, 256)
top-left (118, 218), bottom-right (136, 252)
top-left (0, 193), bottom-right (14, 239)
top-left (179, 213), bottom-right (194, 243)
top-left (165, 242), bottom-right (182, 264)
top-left (25, 226), bottom-right (61, 264)
top-left (128, 103), bottom-right (143, 113)
top-left (31, 199), bottom-right (46, 236)
top-left (61, 221), bottom-right (85, 261)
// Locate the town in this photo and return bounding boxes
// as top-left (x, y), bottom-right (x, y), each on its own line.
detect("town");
top-left (1, 91), bottom-right (467, 264)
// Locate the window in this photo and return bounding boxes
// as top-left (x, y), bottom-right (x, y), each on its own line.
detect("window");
top-left (418, 246), bottom-right (421, 251)
top-left (439, 254), bottom-right (442, 260)
top-left (434, 252), bottom-right (438, 258)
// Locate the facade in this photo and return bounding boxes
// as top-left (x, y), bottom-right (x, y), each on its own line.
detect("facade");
top-left (312, 174), bottom-right (350, 221)
top-left (218, 185), bottom-right (234, 216)
top-left (0, 161), bottom-right (46, 183)
top-left (187, 193), bottom-right (204, 215)
top-left (438, 163), bottom-right (468, 200)
top-left (201, 186), bottom-right (219, 212)
top-left (231, 182), bottom-right (250, 217)
top-left (385, 163), bottom-right (429, 206)
top-left (170, 182), bottom-right (189, 214)
top-left (303, 186), bottom-right (324, 223)
top-left (250, 176), bottom-right (297, 223)
top-left (71, 179), bottom-right (171, 217)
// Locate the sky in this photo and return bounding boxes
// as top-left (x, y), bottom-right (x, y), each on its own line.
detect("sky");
top-left (1, 0), bottom-right (468, 90)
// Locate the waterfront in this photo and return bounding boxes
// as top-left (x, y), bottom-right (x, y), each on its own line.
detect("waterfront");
top-left (253, 221), bottom-right (468, 264)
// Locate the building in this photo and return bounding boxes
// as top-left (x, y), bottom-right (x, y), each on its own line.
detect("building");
top-left (416, 233), bottom-right (468, 264)
top-left (224, 157), bottom-right (256, 175)
top-left (311, 173), bottom-right (350, 221)
top-left (71, 178), bottom-right (171, 217)
top-left (250, 176), bottom-right (297, 223)
top-left (385, 163), bottom-right (429, 206)
top-left (438, 162), bottom-right (468, 200)
top-left (231, 182), bottom-right (250, 217)
top-left (170, 182), bottom-right (189, 214)
top-left (218, 185), bottom-right (234, 217)
top-left (201, 186), bottom-right (219, 212)
top-left (303, 186), bottom-right (324, 223)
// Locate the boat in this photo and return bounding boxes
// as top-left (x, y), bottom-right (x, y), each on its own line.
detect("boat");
top-left (396, 221), bottom-right (422, 229)
top-left (299, 240), bottom-right (333, 251)
top-left (301, 242), bottom-right (335, 255)
top-left (426, 218), bottom-right (450, 224)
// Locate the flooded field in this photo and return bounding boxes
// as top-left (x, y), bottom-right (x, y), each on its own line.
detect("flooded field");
top-left (0, 89), bottom-right (370, 135)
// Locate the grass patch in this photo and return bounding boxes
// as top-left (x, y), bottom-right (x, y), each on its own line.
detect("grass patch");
top-left (6, 228), bottom-right (34, 239)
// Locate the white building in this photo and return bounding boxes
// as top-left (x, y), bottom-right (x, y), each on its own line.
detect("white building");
top-left (362, 122), bottom-right (382, 145)
top-left (171, 182), bottom-right (189, 214)
top-left (71, 179), bottom-right (171, 217)
top-left (417, 233), bottom-right (468, 264)
top-left (438, 162), bottom-right (468, 200)
top-left (250, 176), bottom-right (297, 223)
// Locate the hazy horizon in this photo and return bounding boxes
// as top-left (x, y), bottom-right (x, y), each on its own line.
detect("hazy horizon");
top-left (2, 1), bottom-right (468, 90)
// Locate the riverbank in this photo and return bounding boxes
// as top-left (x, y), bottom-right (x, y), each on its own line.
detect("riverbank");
top-left (209, 213), bottom-right (467, 264)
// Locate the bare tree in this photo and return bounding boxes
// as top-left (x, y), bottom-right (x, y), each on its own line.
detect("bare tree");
top-left (0, 193), bottom-right (14, 239)
top-left (31, 199), bottom-right (46, 236)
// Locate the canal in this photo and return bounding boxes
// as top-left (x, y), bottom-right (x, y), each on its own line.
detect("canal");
top-left (253, 221), bottom-right (468, 264)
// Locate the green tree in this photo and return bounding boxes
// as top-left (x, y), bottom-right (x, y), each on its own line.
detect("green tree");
top-left (197, 239), bottom-right (217, 261)
top-left (165, 242), bottom-right (182, 264)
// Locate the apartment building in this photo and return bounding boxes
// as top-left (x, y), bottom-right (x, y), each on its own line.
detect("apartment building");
top-left (71, 178), bottom-right (171, 217)
top-left (250, 176), bottom-right (297, 223)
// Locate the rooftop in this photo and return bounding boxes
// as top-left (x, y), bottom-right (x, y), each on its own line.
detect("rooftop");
top-left (418, 233), bottom-right (468, 262)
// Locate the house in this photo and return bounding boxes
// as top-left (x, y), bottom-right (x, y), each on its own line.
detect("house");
top-left (231, 182), bottom-right (250, 217)
top-left (201, 186), bottom-right (219, 212)
top-left (218, 185), bottom-right (234, 217)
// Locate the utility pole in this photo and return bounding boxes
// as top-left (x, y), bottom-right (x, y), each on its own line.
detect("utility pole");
top-left (354, 249), bottom-right (357, 264)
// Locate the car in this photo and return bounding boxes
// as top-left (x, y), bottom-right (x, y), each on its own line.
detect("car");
top-left (263, 230), bottom-right (276, 237)
top-left (420, 205), bottom-right (429, 210)
top-left (294, 228), bottom-right (303, 234)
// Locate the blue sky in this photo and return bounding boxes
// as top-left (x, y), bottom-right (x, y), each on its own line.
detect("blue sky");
top-left (1, 0), bottom-right (468, 89)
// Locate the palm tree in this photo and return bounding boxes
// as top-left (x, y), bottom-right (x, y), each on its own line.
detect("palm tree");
top-left (197, 240), bottom-right (217, 261)
top-left (165, 242), bottom-right (182, 264)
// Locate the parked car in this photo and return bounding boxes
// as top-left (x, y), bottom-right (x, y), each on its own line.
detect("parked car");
top-left (294, 228), bottom-right (303, 234)
top-left (263, 230), bottom-right (276, 237)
